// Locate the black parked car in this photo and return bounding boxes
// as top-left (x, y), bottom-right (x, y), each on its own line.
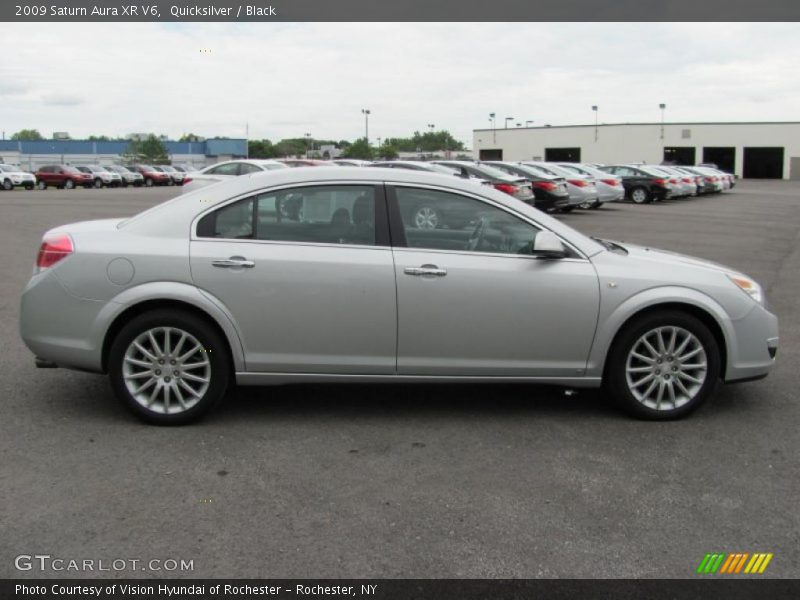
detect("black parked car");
top-left (599, 164), bottom-right (673, 204)
top-left (481, 161), bottom-right (570, 212)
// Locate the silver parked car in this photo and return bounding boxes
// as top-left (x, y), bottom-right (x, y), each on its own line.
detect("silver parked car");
top-left (105, 165), bottom-right (144, 187)
top-left (553, 163), bottom-right (625, 207)
top-left (76, 165), bottom-right (122, 188)
top-left (182, 159), bottom-right (288, 193)
top-left (20, 168), bottom-right (778, 424)
top-left (519, 162), bottom-right (598, 211)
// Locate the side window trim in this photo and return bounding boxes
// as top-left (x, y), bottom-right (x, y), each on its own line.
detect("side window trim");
top-left (194, 183), bottom-right (391, 248)
top-left (385, 183), bottom-right (586, 260)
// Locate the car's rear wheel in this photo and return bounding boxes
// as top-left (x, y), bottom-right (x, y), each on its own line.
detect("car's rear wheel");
top-left (37, 181), bottom-right (47, 190)
top-left (629, 187), bottom-right (651, 204)
top-left (604, 311), bottom-right (720, 420)
top-left (413, 206), bottom-right (440, 229)
top-left (108, 310), bottom-right (230, 425)
top-left (25, 184), bottom-right (34, 190)
top-left (64, 179), bottom-right (75, 190)
top-left (145, 178), bottom-right (154, 187)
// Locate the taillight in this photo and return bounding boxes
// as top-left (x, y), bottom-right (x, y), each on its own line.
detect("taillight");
top-left (494, 183), bottom-right (519, 195)
top-left (653, 178), bottom-right (668, 187)
top-left (36, 233), bottom-right (73, 272)
top-left (600, 178), bottom-right (620, 186)
top-left (568, 179), bottom-right (588, 187)
top-left (670, 178), bottom-right (678, 185)
top-left (183, 177), bottom-right (192, 185)
top-left (533, 181), bottom-right (557, 191)
top-left (682, 178), bottom-right (692, 184)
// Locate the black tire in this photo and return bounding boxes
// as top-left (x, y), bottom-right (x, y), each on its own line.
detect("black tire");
top-left (93, 178), bottom-right (103, 189)
top-left (629, 186), bottom-right (651, 204)
top-left (604, 310), bottom-right (721, 420)
top-left (37, 180), bottom-right (47, 190)
top-left (121, 180), bottom-right (128, 188)
top-left (108, 309), bottom-right (231, 425)
top-left (560, 206), bottom-right (575, 213)
top-left (64, 179), bottom-right (75, 190)
top-left (2, 179), bottom-right (12, 191)
top-left (145, 178), bottom-right (154, 187)
top-left (25, 184), bottom-right (34, 190)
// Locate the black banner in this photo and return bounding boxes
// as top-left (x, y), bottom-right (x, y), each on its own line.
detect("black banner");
top-left (4, 579), bottom-right (800, 600)
top-left (2, 0), bottom-right (800, 22)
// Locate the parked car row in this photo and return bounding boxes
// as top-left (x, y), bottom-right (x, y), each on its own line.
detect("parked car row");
top-left (0, 163), bottom-right (194, 190)
top-left (598, 164), bottom-right (735, 204)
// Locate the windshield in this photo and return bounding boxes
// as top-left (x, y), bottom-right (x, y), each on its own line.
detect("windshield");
top-left (64, 167), bottom-right (81, 174)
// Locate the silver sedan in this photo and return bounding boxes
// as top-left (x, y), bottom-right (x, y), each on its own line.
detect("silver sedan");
top-left (20, 168), bottom-right (778, 424)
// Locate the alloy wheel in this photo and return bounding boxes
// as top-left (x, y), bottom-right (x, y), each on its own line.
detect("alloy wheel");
top-left (625, 326), bottom-right (707, 411)
top-left (413, 207), bottom-right (439, 229)
top-left (122, 326), bottom-right (211, 415)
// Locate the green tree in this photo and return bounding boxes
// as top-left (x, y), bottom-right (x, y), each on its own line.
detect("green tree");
top-left (274, 139), bottom-right (307, 158)
top-left (342, 138), bottom-right (374, 160)
top-left (179, 133), bottom-right (204, 142)
top-left (87, 135), bottom-right (111, 141)
top-left (248, 139), bottom-right (277, 159)
top-left (385, 130), bottom-right (464, 152)
top-left (376, 142), bottom-right (399, 160)
top-left (11, 129), bottom-right (44, 141)
top-left (123, 134), bottom-right (169, 164)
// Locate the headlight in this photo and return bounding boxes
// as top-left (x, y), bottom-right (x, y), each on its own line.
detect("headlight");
top-left (727, 273), bottom-right (764, 305)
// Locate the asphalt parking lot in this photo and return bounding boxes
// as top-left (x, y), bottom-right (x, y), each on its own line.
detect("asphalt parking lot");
top-left (1, 181), bottom-right (798, 579)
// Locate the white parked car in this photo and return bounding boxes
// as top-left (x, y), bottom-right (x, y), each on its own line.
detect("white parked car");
top-left (182, 159), bottom-right (288, 193)
top-left (76, 165), bottom-right (122, 188)
top-left (0, 164), bottom-right (36, 190)
top-left (104, 165), bottom-right (144, 187)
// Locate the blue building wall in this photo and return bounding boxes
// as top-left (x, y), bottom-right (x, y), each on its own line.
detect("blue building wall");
top-left (0, 138), bottom-right (247, 157)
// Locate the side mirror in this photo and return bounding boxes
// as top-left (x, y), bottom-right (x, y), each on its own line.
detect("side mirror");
top-left (532, 231), bottom-right (568, 259)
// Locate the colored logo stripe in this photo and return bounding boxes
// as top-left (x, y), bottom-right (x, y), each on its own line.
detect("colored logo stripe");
top-left (697, 553), bottom-right (773, 574)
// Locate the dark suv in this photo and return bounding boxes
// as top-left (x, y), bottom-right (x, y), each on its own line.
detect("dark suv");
top-left (35, 165), bottom-right (93, 190)
top-left (599, 165), bottom-right (673, 204)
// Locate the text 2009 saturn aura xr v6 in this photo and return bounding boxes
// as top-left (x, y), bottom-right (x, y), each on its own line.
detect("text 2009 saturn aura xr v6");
top-left (20, 168), bottom-right (778, 424)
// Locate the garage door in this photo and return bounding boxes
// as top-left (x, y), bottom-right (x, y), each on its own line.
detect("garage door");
top-left (743, 147), bottom-right (784, 179)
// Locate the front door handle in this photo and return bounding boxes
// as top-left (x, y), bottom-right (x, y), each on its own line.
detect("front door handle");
top-left (404, 264), bottom-right (447, 277)
top-left (212, 257), bottom-right (255, 269)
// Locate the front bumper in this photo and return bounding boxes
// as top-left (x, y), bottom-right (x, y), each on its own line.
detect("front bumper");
top-left (724, 303), bottom-right (779, 383)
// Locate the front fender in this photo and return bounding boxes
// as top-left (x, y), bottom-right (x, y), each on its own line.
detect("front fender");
top-left (585, 286), bottom-right (734, 378)
top-left (93, 282), bottom-right (246, 372)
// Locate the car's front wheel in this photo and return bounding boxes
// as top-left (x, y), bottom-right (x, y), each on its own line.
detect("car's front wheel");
top-left (2, 179), bottom-right (12, 191)
top-left (108, 310), bottom-right (230, 424)
top-left (604, 310), bottom-right (721, 420)
top-left (37, 181), bottom-right (47, 190)
top-left (64, 179), bottom-right (75, 189)
top-left (93, 178), bottom-right (103, 188)
top-left (145, 178), bottom-right (154, 187)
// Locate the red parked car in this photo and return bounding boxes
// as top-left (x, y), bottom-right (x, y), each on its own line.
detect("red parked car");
top-left (35, 165), bottom-right (93, 190)
top-left (132, 165), bottom-right (172, 187)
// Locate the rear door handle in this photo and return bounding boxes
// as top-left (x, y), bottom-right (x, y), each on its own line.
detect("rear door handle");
top-left (404, 264), bottom-right (447, 277)
top-left (212, 257), bottom-right (255, 268)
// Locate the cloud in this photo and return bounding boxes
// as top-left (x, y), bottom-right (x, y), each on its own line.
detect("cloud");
top-left (0, 82), bottom-right (30, 96)
top-left (1, 22), bottom-right (799, 146)
top-left (42, 93), bottom-right (84, 106)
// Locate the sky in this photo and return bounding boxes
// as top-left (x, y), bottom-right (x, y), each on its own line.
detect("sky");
top-left (1, 22), bottom-right (799, 147)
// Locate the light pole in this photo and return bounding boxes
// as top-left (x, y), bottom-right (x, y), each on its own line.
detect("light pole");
top-left (489, 113), bottom-right (496, 144)
top-left (427, 123), bottom-right (435, 132)
top-left (304, 133), bottom-right (312, 158)
top-left (659, 103), bottom-right (666, 140)
top-left (525, 120), bottom-right (534, 127)
top-left (361, 108), bottom-right (371, 145)
top-left (592, 105), bottom-right (598, 142)
top-left (504, 117), bottom-right (514, 129)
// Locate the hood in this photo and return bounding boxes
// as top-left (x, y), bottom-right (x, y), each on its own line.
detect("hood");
top-left (613, 241), bottom-right (736, 274)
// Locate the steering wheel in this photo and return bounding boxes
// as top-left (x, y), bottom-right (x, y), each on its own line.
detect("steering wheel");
top-left (467, 218), bottom-right (488, 251)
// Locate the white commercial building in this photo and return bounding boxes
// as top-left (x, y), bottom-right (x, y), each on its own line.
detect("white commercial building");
top-left (473, 122), bottom-right (800, 179)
